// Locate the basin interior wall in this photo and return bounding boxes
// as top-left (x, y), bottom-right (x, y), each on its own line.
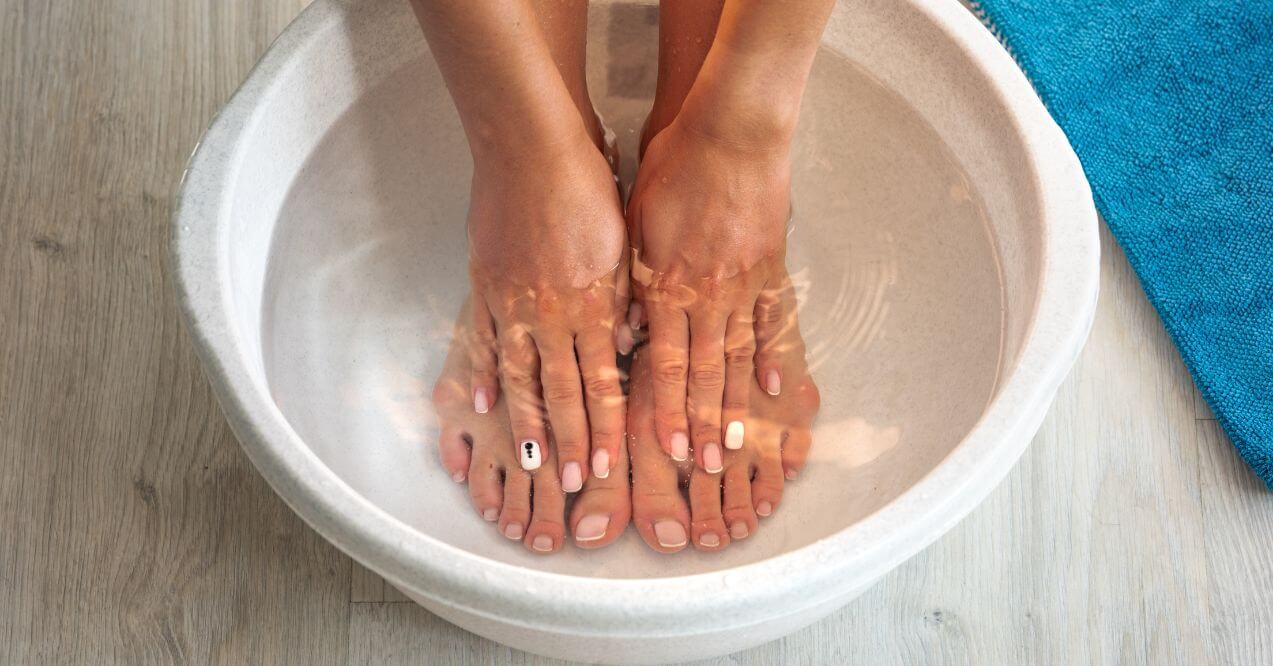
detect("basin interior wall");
top-left (223, 0), bottom-right (1045, 578)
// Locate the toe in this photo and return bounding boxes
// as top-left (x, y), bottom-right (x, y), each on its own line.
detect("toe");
top-left (632, 457), bottom-right (691, 553)
top-left (437, 426), bottom-right (471, 483)
top-left (467, 453), bottom-right (503, 523)
top-left (688, 469), bottom-right (730, 551)
top-left (498, 468), bottom-right (532, 541)
top-left (723, 464), bottom-right (758, 539)
top-left (570, 439), bottom-right (631, 549)
top-left (751, 456), bottom-right (785, 518)
top-left (524, 464), bottom-right (566, 555)
top-left (780, 428), bottom-right (813, 480)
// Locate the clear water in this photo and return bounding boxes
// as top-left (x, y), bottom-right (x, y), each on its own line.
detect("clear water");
top-left (261, 14), bottom-right (1005, 577)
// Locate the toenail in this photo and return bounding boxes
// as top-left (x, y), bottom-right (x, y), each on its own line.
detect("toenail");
top-left (730, 522), bottom-right (749, 539)
top-left (562, 462), bottom-right (583, 493)
top-left (473, 387), bottom-right (491, 414)
top-left (703, 444), bottom-right (723, 473)
top-left (765, 370), bottom-right (781, 396)
top-left (519, 440), bottom-right (542, 471)
top-left (504, 523), bottom-right (523, 540)
top-left (531, 535), bottom-right (554, 552)
top-left (574, 514), bottom-right (610, 542)
top-left (785, 468), bottom-right (798, 480)
top-left (482, 508), bottom-right (498, 522)
top-left (725, 421), bottom-right (745, 450)
top-left (699, 532), bottom-right (721, 548)
top-left (756, 501), bottom-right (773, 517)
top-left (451, 470), bottom-right (465, 483)
top-left (670, 432), bottom-right (689, 461)
top-left (654, 521), bottom-right (687, 548)
top-left (628, 302), bottom-right (643, 330)
top-left (592, 449), bottom-right (610, 479)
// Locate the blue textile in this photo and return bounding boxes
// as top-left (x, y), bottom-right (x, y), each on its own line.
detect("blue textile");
top-left (970, 0), bottom-right (1273, 487)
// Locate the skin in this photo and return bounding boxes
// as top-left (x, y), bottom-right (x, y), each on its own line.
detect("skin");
top-left (407, 0), bottom-right (630, 491)
top-left (434, 302), bottom-right (633, 553)
top-left (629, 271), bottom-right (819, 553)
top-left (430, 274), bottom-right (817, 554)
top-left (629, 0), bottom-right (836, 473)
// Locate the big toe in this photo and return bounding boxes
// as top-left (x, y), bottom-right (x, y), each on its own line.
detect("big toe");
top-left (570, 442), bottom-right (631, 550)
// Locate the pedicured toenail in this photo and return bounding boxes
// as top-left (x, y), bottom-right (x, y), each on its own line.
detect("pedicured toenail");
top-left (654, 521), bottom-right (687, 548)
top-left (670, 432), bottom-right (689, 461)
top-left (532, 535), bottom-right (554, 552)
top-left (756, 501), bottom-right (773, 517)
top-left (562, 462), bottom-right (583, 492)
top-left (575, 514), bottom-right (610, 542)
top-left (592, 449), bottom-right (610, 479)
top-left (699, 532), bottom-right (721, 548)
top-left (504, 523), bottom-right (523, 540)
top-left (730, 522), bottom-right (749, 540)
top-left (703, 444), bottom-right (723, 473)
top-left (519, 440), bottom-right (542, 471)
top-left (725, 421), bottom-right (745, 450)
top-left (482, 508), bottom-right (498, 522)
top-left (765, 370), bottom-right (781, 396)
top-left (473, 387), bottom-right (491, 414)
top-left (785, 468), bottom-right (798, 480)
top-left (451, 471), bottom-right (466, 483)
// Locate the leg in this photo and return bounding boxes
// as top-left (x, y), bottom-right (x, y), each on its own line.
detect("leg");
top-left (530, 0), bottom-right (605, 149)
top-left (641, 0), bottom-right (725, 154)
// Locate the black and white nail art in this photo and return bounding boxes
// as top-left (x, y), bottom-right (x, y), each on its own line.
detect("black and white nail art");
top-left (520, 440), bottom-right (541, 471)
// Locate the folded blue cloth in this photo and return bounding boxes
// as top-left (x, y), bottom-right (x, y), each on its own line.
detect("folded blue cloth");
top-left (970, 0), bottom-right (1273, 487)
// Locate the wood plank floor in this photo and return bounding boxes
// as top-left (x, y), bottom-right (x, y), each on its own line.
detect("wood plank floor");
top-left (2, 1), bottom-right (1269, 663)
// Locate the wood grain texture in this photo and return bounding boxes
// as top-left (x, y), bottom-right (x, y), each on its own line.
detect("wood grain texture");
top-left (1, 1), bottom-right (1270, 664)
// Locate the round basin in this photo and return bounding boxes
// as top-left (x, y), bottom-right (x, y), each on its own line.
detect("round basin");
top-left (171, 0), bottom-right (1098, 662)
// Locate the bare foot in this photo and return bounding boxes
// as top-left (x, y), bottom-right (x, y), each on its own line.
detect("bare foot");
top-left (433, 302), bottom-right (631, 553)
top-left (628, 274), bottom-right (819, 552)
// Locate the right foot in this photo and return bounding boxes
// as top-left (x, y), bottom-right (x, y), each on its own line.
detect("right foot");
top-left (433, 302), bottom-right (632, 553)
top-left (627, 274), bottom-right (819, 552)
top-left (466, 127), bottom-right (630, 495)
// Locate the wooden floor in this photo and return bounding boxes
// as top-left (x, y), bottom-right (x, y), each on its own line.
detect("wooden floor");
top-left (2, 1), bottom-right (1270, 663)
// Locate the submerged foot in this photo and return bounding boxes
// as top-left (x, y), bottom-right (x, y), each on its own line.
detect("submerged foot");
top-left (432, 301), bottom-right (631, 553)
top-left (628, 273), bottom-right (819, 553)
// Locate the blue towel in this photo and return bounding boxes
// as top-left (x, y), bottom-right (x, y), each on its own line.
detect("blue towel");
top-left (969, 1), bottom-right (1273, 487)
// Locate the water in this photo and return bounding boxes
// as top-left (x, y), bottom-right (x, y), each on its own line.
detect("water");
top-left (260, 25), bottom-right (1004, 577)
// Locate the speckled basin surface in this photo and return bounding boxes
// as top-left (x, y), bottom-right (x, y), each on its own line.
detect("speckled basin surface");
top-left (171, 0), bottom-right (1098, 662)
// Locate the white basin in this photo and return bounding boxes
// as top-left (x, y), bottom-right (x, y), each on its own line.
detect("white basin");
top-left (171, 0), bottom-right (1098, 662)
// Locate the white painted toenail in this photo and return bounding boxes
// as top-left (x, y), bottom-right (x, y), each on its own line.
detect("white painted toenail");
top-left (654, 521), bottom-right (687, 548)
top-left (519, 440), bottom-right (541, 471)
top-left (482, 508), bottom-right (498, 522)
top-left (562, 462), bottom-right (583, 492)
top-left (504, 523), bottom-right (523, 540)
top-left (473, 387), bottom-right (491, 414)
top-left (699, 532), bottom-right (721, 548)
top-left (451, 471), bottom-right (465, 483)
top-left (756, 501), bottom-right (773, 517)
top-left (765, 370), bottom-right (781, 396)
top-left (670, 432), bottom-right (689, 461)
top-left (592, 449), bottom-right (610, 479)
top-left (730, 522), bottom-right (749, 540)
top-left (703, 444), bottom-right (723, 473)
top-left (575, 514), bottom-right (610, 542)
top-left (725, 421), bottom-right (745, 450)
top-left (531, 535), bottom-right (554, 552)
